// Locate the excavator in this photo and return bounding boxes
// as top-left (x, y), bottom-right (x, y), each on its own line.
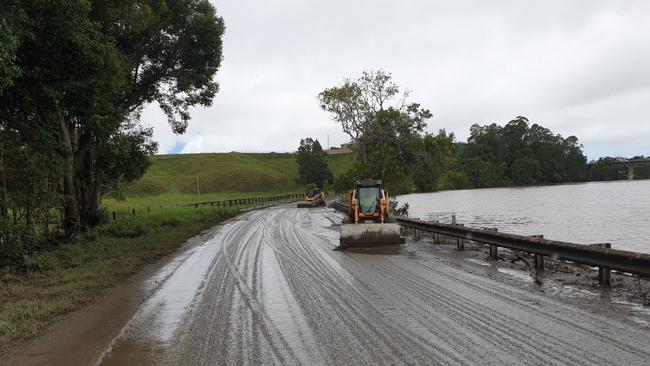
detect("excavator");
top-left (338, 180), bottom-right (404, 248)
top-left (297, 187), bottom-right (326, 208)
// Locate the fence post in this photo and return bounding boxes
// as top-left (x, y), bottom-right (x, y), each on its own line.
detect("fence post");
top-left (147, 206), bottom-right (151, 213)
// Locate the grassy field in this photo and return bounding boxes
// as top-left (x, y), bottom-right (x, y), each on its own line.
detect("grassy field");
top-left (124, 152), bottom-right (354, 198)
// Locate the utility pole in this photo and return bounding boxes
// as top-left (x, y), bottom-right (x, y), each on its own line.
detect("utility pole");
top-left (196, 176), bottom-right (200, 201)
top-left (327, 134), bottom-right (330, 150)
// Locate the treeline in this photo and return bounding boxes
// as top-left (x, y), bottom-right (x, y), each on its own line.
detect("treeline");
top-left (589, 156), bottom-right (650, 181)
top-left (1, 1), bottom-right (224, 265)
top-left (319, 71), bottom-right (598, 194)
top-left (411, 116), bottom-right (589, 191)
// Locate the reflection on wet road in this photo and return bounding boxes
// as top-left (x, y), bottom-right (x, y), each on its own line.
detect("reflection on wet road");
top-left (99, 206), bottom-right (650, 365)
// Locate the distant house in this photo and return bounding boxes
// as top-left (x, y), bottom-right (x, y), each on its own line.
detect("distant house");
top-left (325, 142), bottom-right (354, 155)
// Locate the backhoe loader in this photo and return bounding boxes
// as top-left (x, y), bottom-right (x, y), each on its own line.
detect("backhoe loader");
top-left (297, 187), bottom-right (326, 208)
top-left (338, 180), bottom-right (404, 248)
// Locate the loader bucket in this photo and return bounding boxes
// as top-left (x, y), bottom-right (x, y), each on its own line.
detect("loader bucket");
top-left (339, 223), bottom-right (405, 248)
top-left (297, 201), bottom-right (314, 208)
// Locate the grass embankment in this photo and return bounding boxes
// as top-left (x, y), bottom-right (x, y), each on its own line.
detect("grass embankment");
top-left (0, 204), bottom-right (240, 351)
top-left (124, 152), bottom-right (354, 198)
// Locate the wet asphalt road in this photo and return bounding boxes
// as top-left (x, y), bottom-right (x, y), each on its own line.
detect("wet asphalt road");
top-left (98, 205), bottom-right (650, 365)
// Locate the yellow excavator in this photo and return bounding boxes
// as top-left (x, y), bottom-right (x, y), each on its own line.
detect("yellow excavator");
top-left (338, 180), bottom-right (404, 248)
top-left (297, 187), bottom-right (326, 208)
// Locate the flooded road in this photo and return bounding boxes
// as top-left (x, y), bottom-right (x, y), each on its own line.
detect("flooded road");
top-left (88, 205), bottom-right (650, 365)
top-left (399, 180), bottom-right (650, 253)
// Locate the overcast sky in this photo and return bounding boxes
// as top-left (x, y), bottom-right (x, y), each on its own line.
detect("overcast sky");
top-left (141, 0), bottom-right (650, 160)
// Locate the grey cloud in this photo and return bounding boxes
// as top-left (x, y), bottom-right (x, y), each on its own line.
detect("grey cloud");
top-left (142, 0), bottom-right (650, 159)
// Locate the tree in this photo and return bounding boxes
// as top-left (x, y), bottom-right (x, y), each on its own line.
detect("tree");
top-left (463, 117), bottom-right (588, 187)
top-left (0, 3), bottom-right (22, 95)
top-left (318, 70), bottom-right (431, 186)
top-left (0, 0), bottom-right (225, 235)
top-left (296, 138), bottom-right (333, 188)
top-left (92, 0), bottom-right (225, 134)
top-left (0, 0), bottom-right (124, 233)
top-left (413, 130), bottom-right (458, 191)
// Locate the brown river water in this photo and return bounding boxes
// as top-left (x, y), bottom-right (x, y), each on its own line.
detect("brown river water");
top-left (398, 180), bottom-right (650, 254)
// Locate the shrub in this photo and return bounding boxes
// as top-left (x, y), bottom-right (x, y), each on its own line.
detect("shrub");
top-left (0, 219), bottom-right (34, 267)
top-left (99, 220), bottom-right (152, 238)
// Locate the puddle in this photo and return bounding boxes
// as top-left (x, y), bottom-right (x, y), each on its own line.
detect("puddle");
top-left (497, 268), bottom-right (534, 283)
top-left (466, 258), bottom-right (490, 267)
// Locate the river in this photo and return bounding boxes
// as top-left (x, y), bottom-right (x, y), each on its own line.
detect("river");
top-left (398, 180), bottom-right (650, 254)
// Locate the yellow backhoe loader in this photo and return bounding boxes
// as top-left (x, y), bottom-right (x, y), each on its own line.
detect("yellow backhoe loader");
top-left (338, 180), bottom-right (404, 248)
top-left (297, 188), bottom-right (326, 208)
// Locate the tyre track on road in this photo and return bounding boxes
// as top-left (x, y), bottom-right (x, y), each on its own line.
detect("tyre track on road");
top-left (98, 205), bottom-right (650, 366)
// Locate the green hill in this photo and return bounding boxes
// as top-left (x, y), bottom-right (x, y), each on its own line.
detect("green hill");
top-left (125, 152), bottom-right (355, 197)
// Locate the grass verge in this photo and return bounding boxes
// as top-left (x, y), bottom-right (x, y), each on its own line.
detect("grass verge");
top-left (0, 205), bottom-right (240, 351)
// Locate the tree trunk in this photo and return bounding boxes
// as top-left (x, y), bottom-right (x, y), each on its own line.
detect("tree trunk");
top-left (59, 118), bottom-right (79, 236)
top-left (92, 157), bottom-right (103, 215)
top-left (0, 154), bottom-right (7, 219)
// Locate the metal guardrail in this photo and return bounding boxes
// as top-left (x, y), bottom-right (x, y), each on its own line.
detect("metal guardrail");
top-left (396, 217), bottom-right (650, 280)
top-left (328, 201), bottom-right (650, 282)
top-left (329, 201), bottom-right (349, 213)
top-left (187, 193), bottom-right (303, 208)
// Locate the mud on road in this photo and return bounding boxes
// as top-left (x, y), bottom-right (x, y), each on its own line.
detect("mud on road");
top-left (7, 205), bottom-right (650, 365)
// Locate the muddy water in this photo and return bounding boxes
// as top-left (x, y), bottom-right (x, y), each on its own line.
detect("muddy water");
top-left (398, 180), bottom-right (650, 253)
top-left (86, 206), bottom-right (650, 365)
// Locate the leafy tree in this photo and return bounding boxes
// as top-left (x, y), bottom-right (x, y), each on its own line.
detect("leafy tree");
top-left (0, 3), bottom-right (22, 95)
top-left (0, 0), bottom-right (123, 233)
top-left (318, 70), bottom-right (431, 186)
top-left (511, 157), bottom-right (542, 185)
top-left (92, 0), bottom-right (225, 134)
top-left (413, 130), bottom-right (458, 191)
top-left (296, 138), bottom-right (333, 187)
top-left (333, 166), bottom-right (361, 194)
top-left (463, 117), bottom-right (588, 187)
top-left (0, 0), bottom-right (225, 235)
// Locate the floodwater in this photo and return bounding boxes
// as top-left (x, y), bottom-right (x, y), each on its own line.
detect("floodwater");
top-left (398, 180), bottom-right (650, 253)
top-left (85, 206), bottom-right (648, 365)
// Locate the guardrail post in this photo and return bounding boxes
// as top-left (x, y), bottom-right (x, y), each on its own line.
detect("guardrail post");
top-left (456, 223), bottom-right (465, 251)
top-left (591, 243), bottom-right (612, 286)
top-left (530, 235), bottom-right (544, 270)
top-left (486, 228), bottom-right (498, 259)
top-left (489, 245), bottom-right (498, 259)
